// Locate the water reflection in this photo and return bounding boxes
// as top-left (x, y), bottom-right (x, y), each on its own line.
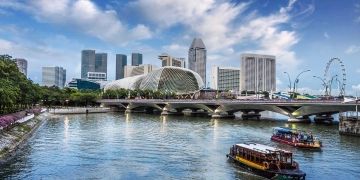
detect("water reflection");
top-left (0, 113), bottom-right (359, 179)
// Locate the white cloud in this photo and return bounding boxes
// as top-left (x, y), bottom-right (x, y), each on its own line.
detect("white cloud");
top-left (352, 84), bottom-right (360, 91)
top-left (345, 45), bottom-right (360, 54)
top-left (324, 32), bottom-right (329, 39)
top-left (135, 0), bottom-right (304, 71)
top-left (0, 38), bottom-right (13, 51)
top-left (161, 43), bottom-right (188, 58)
top-left (355, 3), bottom-right (360, 23)
top-left (0, 37), bottom-right (81, 83)
top-left (0, 0), bottom-right (152, 45)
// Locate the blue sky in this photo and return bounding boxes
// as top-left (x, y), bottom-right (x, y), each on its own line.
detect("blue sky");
top-left (0, 0), bottom-right (359, 95)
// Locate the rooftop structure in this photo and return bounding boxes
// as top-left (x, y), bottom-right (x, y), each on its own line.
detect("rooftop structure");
top-left (124, 64), bottom-right (155, 78)
top-left (158, 53), bottom-right (185, 68)
top-left (235, 143), bottom-right (291, 154)
top-left (105, 67), bottom-right (204, 94)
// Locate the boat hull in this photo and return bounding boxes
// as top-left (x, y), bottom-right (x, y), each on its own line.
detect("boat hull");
top-left (227, 154), bottom-right (306, 179)
top-left (271, 136), bottom-right (321, 149)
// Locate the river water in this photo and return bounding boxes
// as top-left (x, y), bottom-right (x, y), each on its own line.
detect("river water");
top-left (0, 112), bottom-right (359, 179)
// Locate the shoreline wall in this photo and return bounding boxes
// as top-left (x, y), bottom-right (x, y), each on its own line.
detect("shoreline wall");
top-left (49, 107), bottom-right (114, 114)
top-left (0, 113), bottom-right (47, 164)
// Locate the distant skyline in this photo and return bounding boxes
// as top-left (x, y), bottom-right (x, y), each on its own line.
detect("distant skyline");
top-left (0, 0), bottom-right (359, 95)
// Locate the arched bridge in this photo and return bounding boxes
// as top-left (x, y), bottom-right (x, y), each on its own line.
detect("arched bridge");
top-left (98, 99), bottom-right (358, 121)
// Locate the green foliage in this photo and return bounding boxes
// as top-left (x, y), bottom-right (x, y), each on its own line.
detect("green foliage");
top-left (102, 88), bottom-right (177, 99)
top-left (0, 54), bottom-right (101, 115)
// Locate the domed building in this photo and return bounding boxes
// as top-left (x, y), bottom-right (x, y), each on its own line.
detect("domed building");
top-left (104, 67), bottom-right (204, 94)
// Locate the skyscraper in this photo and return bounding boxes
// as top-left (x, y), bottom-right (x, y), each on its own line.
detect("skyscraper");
top-left (42, 66), bottom-right (66, 88)
top-left (188, 38), bottom-right (206, 85)
top-left (131, 53), bottom-right (143, 66)
top-left (14, 58), bottom-right (27, 77)
top-left (211, 66), bottom-right (240, 91)
top-left (116, 54), bottom-right (127, 80)
top-left (158, 53), bottom-right (185, 68)
top-left (95, 53), bottom-right (107, 73)
top-left (81, 50), bottom-right (95, 79)
top-left (240, 53), bottom-right (276, 92)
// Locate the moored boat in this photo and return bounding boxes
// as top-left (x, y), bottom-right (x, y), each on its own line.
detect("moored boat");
top-left (227, 143), bottom-right (306, 179)
top-left (271, 127), bottom-right (321, 149)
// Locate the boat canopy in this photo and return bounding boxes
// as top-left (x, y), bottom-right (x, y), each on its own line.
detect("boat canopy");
top-left (236, 143), bottom-right (291, 154)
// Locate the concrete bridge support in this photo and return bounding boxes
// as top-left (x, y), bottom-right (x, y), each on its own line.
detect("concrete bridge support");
top-left (288, 115), bottom-right (311, 123)
top-left (314, 114), bottom-right (334, 124)
top-left (211, 109), bottom-right (235, 119)
top-left (161, 107), bottom-right (184, 116)
top-left (125, 105), bottom-right (132, 113)
top-left (241, 110), bottom-right (261, 120)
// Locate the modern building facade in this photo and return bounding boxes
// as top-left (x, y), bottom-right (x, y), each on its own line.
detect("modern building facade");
top-left (131, 53), bottom-right (143, 66)
top-left (188, 38), bottom-right (207, 85)
top-left (105, 67), bottom-right (204, 94)
top-left (14, 58), bottom-right (27, 77)
top-left (116, 54), bottom-right (127, 80)
top-left (240, 53), bottom-right (276, 92)
top-left (81, 50), bottom-right (95, 79)
top-left (211, 66), bottom-right (240, 91)
top-left (158, 53), bottom-right (185, 68)
top-left (68, 78), bottom-right (101, 90)
top-left (87, 72), bottom-right (107, 81)
top-left (124, 64), bottom-right (154, 78)
top-left (95, 53), bottom-right (107, 73)
top-left (42, 66), bottom-right (66, 88)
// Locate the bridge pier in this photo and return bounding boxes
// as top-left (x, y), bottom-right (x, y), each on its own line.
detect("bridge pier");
top-left (189, 109), bottom-right (209, 117)
top-left (211, 109), bottom-right (235, 119)
top-left (241, 111), bottom-right (261, 120)
top-left (161, 107), bottom-right (184, 116)
top-left (288, 115), bottom-right (311, 123)
top-left (125, 105), bottom-right (132, 113)
top-left (314, 114), bottom-right (334, 124)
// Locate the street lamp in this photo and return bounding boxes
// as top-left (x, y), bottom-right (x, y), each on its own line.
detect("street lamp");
top-left (293, 70), bottom-right (311, 94)
top-left (283, 72), bottom-right (292, 93)
top-left (313, 76), bottom-right (328, 96)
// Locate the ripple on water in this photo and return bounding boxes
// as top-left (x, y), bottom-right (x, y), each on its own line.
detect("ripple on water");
top-left (0, 113), bottom-right (360, 179)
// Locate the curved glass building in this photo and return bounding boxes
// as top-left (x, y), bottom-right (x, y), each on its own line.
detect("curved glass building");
top-left (104, 67), bottom-right (204, 94)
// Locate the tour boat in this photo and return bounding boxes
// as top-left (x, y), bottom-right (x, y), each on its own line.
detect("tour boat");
top-left (271, 127), bottom-right (321, 149)
top-left (227, 143), bottom-right (306, 179)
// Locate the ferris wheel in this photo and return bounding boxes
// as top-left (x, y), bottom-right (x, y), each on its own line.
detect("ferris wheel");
top-left (323, 58), bottom-right (346, 96)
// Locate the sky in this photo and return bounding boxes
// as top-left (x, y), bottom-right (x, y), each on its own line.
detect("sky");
top-left (0, 0), bottom-right (359, 95)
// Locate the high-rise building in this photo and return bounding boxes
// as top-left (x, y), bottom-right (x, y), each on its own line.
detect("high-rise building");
top-left (158, 53), bottom-right (185, 68)
top-left (124, 64), bottom-right (155, 77)
top-left (131, 53), bottom-right (143, 66)
top-left (211, 66), bottom-right (240, 91)
top-left (240, 53), bottom-right (276, 92)
top-left (81, 50), bottom-right (95, 79)
top-left (95, 53), bottom-right (107, 74)
top-left (188, 38), bottom-right (206, 85)
top-left (14, 58), bottom-right (27, 77)
top-left (42, 66), bottom-right (66, 88)
top-left (116, 54), bottom-right (127, 80)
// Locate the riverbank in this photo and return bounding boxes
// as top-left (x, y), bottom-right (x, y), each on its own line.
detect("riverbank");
top-left (49, 107), bottom-right (114, 114)
top-left (0, 112), bottom-right (47, 164)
